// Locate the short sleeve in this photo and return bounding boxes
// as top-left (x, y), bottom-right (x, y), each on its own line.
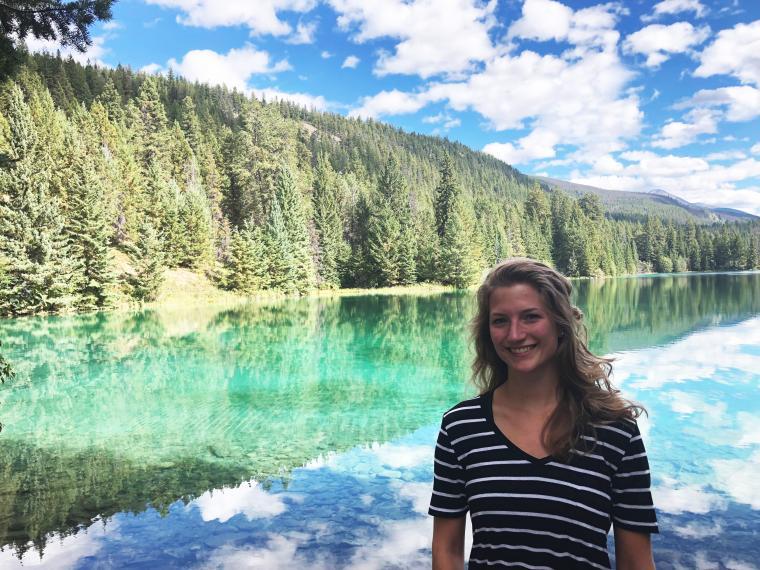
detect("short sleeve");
top-left (428, 416), bottom-right (468, 518)
top-left (612, 420), bottom-right (659, 533)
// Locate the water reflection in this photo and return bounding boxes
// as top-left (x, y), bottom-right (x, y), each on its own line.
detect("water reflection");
top-left (0, 273), bottom-right (758, 565)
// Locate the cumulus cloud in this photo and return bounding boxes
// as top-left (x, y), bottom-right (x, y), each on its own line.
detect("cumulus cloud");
top-left (23, 34), bottom-right (111, 67)
top-left (652, 481), bottom-right (727, 515)
top-left (144, 0), bottom-right (317, 37)
top-left (642, 0), bottom-right (707, 22)
top-left (251, 87), bottom-right (329, 110)
top-left (623, 22), bottom-right (710, 67)
top-left (330, 0), bottom-right (496, 78)
top-left (677, 85), bottom-right (760, 122)
top-left (341, 55), bottom-right (360, 69)
top-left (192, 481), bottom-right (287, 523)
top-left (140, 62), bottom-right (164, 75)
top-left (433, 47), bottom-right (641, 165)
top-left (166, 44), bottom-right (291, 91)
top-left (695, 20), bottom-right (760, 86)
top-left (349, 89), bottom-right (428, 119)
top-left (286, 20), bottom-right (317, 44)
top-left (712, 450), bottom-right (760, 509)
top-left (651, 108), bottom-right (719, 149)
top-left (508, 0), bottom-right (622, 53)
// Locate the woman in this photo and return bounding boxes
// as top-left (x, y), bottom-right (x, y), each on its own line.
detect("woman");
top-left (429, 258), bottom-right (657, 570)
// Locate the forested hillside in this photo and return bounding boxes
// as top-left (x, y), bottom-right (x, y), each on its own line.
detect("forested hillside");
top-left (0, 52), bottom-right (758, 317)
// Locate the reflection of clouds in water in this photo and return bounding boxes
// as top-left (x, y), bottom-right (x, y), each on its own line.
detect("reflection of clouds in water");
top-left (0, 519), bottom-right (114, 569)
top-left (736, 412), bottom-right (760, 446)
top-left (372, 443), bottom-right (433, 469)
top-left (191, 481), bottom-right (288, 522)
top-left (673, 520), bottom-right (723, 539)
top-left (652, 479), bottom-right (727, 515)
top-left (668, 390), bottom-right (727, 418)
top-left (612, 317), bottom-right (760, 390)
top-left (199, 532), bottom-right (333, 570)
top-left (693, 552), bottom-right (759, 570)
top-left (712, 450), bottom-right (760, 509)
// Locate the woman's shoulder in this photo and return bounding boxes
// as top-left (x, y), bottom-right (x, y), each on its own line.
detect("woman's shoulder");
top-left (590, 417), bottom-right (642, 444)
top-left (440, 394), bottom-right (486, 424)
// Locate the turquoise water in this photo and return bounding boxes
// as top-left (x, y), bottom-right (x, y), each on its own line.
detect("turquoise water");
top-left (0, 273), bottom-right (758, 568)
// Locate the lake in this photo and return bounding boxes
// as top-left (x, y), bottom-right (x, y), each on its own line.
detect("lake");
top-left (0, 273), bottom-right (758, 569)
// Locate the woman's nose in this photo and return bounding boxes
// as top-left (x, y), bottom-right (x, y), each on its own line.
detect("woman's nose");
top-left (507, 321), bottom-right (524, 341)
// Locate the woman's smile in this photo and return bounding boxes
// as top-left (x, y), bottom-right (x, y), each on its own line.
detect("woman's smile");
top-left (488, 284), bottom-right (560, 379)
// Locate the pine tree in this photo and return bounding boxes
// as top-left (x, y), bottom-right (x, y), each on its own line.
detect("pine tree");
top-left (175, 170), bottom-right (214, 269)
top-left (434, 153), bottom-right (458, 239)
top-left (273, 164), bottom-right (314, 292)
top-left (0, 84), bottom-right (77, 315)
top-left (66, 135), bottom-right (114, 310)
top-left (439, 196), bottom-right (481, 288)
top-left (226, 223), bottom-right (268, 293)
top-left (312, 153), bottom-right (346, 288)
top-left (128, 220), bottom-right (164, 302)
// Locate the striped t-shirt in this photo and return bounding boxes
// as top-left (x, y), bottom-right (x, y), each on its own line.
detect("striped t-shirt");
top-left (429, 391), bottom-right (658, 570)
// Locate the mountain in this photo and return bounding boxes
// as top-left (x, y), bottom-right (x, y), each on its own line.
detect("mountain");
top-left (533, 176), bottom-right (759, 224)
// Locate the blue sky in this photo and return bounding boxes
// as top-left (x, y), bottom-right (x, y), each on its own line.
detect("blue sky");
top-left (25, 0), bottom-right (760, 215)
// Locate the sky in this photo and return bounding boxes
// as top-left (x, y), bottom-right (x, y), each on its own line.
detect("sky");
top-left (24, 0), bottom-right (760, 216)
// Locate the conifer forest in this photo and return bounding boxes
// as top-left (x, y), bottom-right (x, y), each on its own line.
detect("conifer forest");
top-left (1, 52), bottom-right (759, 318)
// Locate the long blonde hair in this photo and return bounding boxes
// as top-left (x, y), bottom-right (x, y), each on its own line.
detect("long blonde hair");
top-left (471, 258), bottom-right (644, 460)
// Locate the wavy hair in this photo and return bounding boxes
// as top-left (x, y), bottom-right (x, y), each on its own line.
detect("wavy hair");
top-left (471, 257), bottom-right (644, 461)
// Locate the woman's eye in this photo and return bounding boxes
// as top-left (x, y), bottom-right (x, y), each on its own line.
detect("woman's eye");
top-left (524, 314), bottom-right (540, 322)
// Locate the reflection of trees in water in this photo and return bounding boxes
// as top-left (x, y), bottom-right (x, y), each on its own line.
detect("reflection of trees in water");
top-left (576, 273), bottom-right (760, 354)
top-left (0, 294), bottom-right (473, 555)
top-left (0, 274), bottom-right (757, 556)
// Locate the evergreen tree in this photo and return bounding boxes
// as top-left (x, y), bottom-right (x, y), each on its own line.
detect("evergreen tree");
top-left (175, 171), bottom-right (214, 269)
top-left (312, 153), bottom-right (346, 287)
top-left (226, 223), bottom-right (268, 293)
top-left (128, 220), bottom-right (164, 302)
top-left (273, 164), bottom-right (314, 292)
top-left (66, 135), bottom-right (114, 310)
top-left (0, 84), bottom-right (76, 315)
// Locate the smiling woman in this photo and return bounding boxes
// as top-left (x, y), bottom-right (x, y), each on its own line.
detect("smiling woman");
top-left (430, 258), bottom-right (658, 570)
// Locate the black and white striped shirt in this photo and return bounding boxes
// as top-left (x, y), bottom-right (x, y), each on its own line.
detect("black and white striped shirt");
top-left (429, 391), bottom-right (658, 570)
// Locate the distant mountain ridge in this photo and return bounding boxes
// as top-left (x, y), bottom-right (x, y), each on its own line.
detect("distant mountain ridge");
top-left (533, 176), bottom-right (758, 224)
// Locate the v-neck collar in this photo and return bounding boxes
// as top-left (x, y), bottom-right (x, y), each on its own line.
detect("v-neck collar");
top-left (482, 388), bottom-right (554, 466)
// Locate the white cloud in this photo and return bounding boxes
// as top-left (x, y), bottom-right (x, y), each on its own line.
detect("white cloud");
top-left (286, 20), bottom-right (317, 44)
top-left (102, 21), bottom-right (122, 31)
top-left (712, 450), bottom-right (760, 509)
top-left (0, 519), bottom-right (115, 569)
top-left (483, 129), bottom-right (560, 165)
top-left (695, 20), bottom-right (760, 86)
top-left (320, 50), bottom-right (332, 59)
top-left (508, 0), bottom-right (623, 53)
top-left (673, 521), bottom-right (722, 539)
top-left (140, 62), bottom-right (163, 75)
top-left (23, 34), bottom-right (110, 67)
top-left (192, 481), bottom-right (287, 523)
top-left (651, 108), bottom-right (719, 149)
top-left (341, 55), bottom-right (360, 69)
top-left (752, 143), bottom-right (760, 155)
top-left (642, 0), bottom-right (707, 21)
top-left (252, 88), bottom-right (329, 110)
top-left (678, 85), bottom-right (760, 122)
top-left (167, 44), bottom-right (291, 91)
top-left (430, 47), bottom-right (641, 164)
top-left (705, 150), bottom-right (748, 161)
top-left (330, 0), bottom-right (496, 78)
top-left (144, 0), bottom-right (317, 37)
top-left (652, 482), bottom-right (727, 515)
top-left (623, 22), bottom-right (710, 67)
top-left (349, 89), bottom-right (427, 119)
top-left (422, 113), bottom-right (461, 130)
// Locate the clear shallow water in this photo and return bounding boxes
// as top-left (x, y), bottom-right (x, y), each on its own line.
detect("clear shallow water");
top-left (0, 273), bottom-right (758, 569)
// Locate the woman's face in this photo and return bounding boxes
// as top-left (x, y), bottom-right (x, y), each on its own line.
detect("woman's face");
top-left (488, 283), bottom-right (560, 380)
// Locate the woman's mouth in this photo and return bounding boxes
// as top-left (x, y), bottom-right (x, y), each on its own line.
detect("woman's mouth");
top-left (508, 344), bottom-right (537, 354)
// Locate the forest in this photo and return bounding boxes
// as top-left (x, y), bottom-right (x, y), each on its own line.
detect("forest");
top-left (0, 51), bottom-right (759, 318)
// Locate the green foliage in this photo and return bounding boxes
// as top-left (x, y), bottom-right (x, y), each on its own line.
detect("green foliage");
top-left (128, 221), bottom-right (164, 302)
top-left (0, 52), bottom-right (758, 317)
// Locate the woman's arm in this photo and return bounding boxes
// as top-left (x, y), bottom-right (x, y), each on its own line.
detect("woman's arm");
top-left (432, 516), bottom-right (466, 570)
top-left (614, 527), bottom-right (655, 570)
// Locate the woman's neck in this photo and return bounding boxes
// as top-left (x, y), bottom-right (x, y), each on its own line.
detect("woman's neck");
top-left (497, 367), bottom-right (560, 412)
